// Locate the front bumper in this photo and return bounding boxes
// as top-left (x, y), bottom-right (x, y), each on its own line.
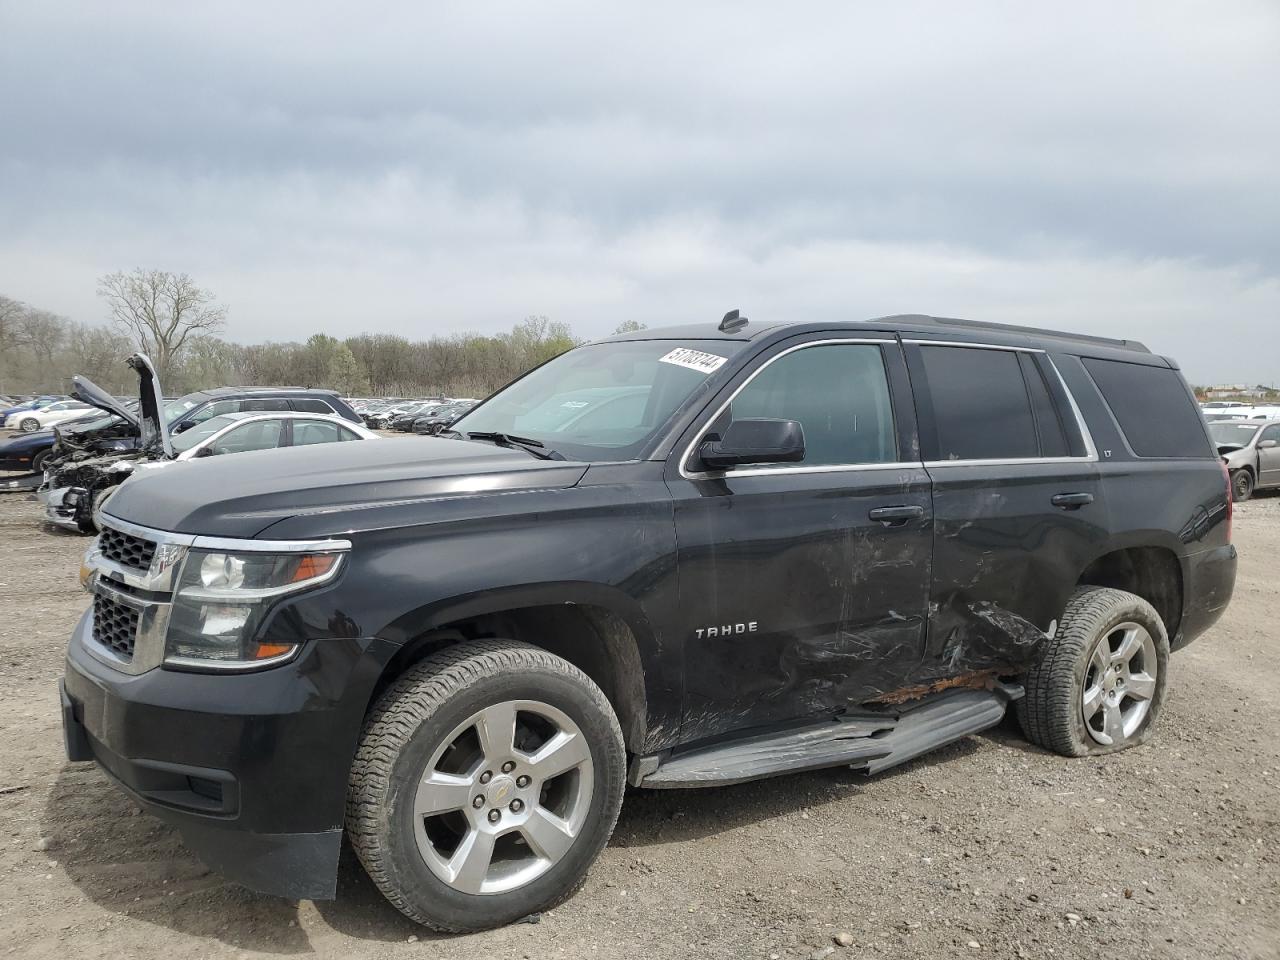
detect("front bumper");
top-left (42, 485), bottom-right (85, 531)
top-left (62, 609), bottom-right (397, 899)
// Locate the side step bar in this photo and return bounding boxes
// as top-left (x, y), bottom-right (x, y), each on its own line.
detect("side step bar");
top-left (635, 683), bottom-right (1023, 789)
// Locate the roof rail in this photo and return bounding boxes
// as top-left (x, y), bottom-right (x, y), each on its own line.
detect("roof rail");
top-left (874, 314), bottom-right (1150, 353)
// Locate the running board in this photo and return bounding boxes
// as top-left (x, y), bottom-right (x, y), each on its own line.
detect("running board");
top-left (636, 683), bottom-right (1023, 789)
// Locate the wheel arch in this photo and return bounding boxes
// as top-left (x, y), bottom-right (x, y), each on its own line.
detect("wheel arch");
top-left (1075, 543), bottom-right (1184, 643)
top-left (368, 583), bottom-right (655, 753)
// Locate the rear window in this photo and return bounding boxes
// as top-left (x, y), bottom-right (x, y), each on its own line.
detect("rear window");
top-left (1082, 358), bottom-right (1210, 458)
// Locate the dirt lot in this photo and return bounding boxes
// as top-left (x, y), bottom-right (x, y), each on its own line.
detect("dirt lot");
top-left (0, 473), bottom-right (1277, 960)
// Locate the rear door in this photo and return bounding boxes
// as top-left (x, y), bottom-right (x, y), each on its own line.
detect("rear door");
top-left (903, 340), bottom-right (1106, 685)
top-left (667, 336), bottom-right (934, 742)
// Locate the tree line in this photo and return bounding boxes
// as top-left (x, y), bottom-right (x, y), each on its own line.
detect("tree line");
top-left (1, 269), bottom-right (596, 400)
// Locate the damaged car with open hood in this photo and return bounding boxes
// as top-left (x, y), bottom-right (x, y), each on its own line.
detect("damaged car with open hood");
top-left (42, 356), bottom-right (368, 533)
top-left (41, 356), bottom-right (173, 532)
top-left (61, 314), bottom-right (1236, 933)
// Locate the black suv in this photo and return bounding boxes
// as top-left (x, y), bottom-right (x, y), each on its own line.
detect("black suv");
top-left (61, 314), bottom-right (1236, 932)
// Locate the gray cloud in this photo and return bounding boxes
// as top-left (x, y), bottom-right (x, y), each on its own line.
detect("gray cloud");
top-left (1, 0), bottom-right (1277, 383)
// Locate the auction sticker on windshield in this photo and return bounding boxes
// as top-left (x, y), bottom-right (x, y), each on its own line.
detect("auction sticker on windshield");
top-left (658, 348), bottom-right (728, 375)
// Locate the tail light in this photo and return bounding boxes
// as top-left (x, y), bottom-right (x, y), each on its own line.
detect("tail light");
top-left (1221, 460), bottom-right (1233, 543)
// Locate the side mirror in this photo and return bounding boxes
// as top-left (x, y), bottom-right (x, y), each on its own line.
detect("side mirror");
top-left (698, 418), bottom-right (805, 469)
top-left (195, 445), bottom-right (217, 457)
top-left (1259, 439), bottom-right (1278, 449)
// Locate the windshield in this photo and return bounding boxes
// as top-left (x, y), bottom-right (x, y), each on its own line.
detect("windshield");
top-left (1209, 422), bottom-right (1262, 445)
top-left (452, 339), bottom-right (744, 461)
top-left (165, 397), bottom-right (200, 421)
top-left (171, 414), bottom-right (239, 453)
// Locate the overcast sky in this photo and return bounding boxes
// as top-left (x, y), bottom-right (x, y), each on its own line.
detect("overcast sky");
top-left (2, 1), bottom-right (1277, 384)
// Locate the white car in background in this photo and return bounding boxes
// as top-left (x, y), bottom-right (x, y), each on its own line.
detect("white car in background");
top-left (5, 400), bottom-right (95, 432)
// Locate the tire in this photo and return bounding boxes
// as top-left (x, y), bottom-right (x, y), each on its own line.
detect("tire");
top-left (19, 417), bottom-right (40, 432)
top-left (31, 450), bottom-right (50, 474)
top-left (1017, 586), bottom-right (1169, 757)
top-left (1231, 469), bottom-right (1254, 503)
top-left (347, 639), bottom-right (625, 932)
top-left (84, 485), bottom-right (117, 534)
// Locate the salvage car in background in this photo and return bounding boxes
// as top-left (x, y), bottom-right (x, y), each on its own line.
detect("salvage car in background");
top-left (1212, 419), bottom-right (1280, 501)
top-left (412, 400), bottom-right (476, 435)
top-left (46, 407), bottom-right (377, 532)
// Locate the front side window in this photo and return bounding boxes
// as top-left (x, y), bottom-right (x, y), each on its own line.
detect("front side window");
top-left (188, 399), bottom-right (238, 425)
top-left (919, 346), bottom-right (1040, 461)
top-left (452, 339), bottom-right (747, 461)
top-left (726, 343), bottom-right (897, 466)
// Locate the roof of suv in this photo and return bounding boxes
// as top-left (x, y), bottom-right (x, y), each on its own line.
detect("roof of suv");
top-left (601, 314), bottom-right (1152, 357)
top-left (193, 386), bottom-right (344, 399)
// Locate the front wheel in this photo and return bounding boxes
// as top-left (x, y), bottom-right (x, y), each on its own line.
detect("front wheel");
top-left (19, 417), bottom-right (40, 432)
top-left (1231, 469), bottom-right (1254, 503)
top-left (1017, 586), bottom-right (1169, 756)
top-left (347, 640), bottom-right (625, 931)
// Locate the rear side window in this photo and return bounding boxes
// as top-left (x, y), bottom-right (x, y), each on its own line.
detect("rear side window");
top-left (1019, 353), bottom-right (1070, 458)
top-left (242, 398), bottom-right (292, 412)
top-left (291, 398), bottom-right (335, 414)
top-left (1082, 358), bottom-right (1210, 458)
top-left (918, 346), bottom-right (1039, 460)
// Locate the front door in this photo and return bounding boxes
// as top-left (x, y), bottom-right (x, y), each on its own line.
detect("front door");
top-left (1258, 423), bottom-right (1280, 487)
top-left (667, 338), bottom-right (933, 744)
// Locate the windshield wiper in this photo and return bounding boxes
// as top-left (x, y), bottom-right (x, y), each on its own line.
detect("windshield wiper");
top-left (465, 431), bottom-right (564, 460)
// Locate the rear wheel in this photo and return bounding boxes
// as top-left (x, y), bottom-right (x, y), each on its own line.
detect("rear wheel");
top-left (347, 640), bottom-right (625, 931)
top-left (1231, 469), bottom-right (1254, 502)
top-left (1017, 586), bottom-right (1169, 756)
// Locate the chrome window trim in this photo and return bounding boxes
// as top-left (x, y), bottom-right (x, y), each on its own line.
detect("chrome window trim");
top-left (677, 337), bottom-right (1099, 479)
top-left (900, 339), bottom-right (1046, 353)
top-left (910, 341), bottom-right (1098, 467)
top-left (677, 338), bottom-right (906, 481)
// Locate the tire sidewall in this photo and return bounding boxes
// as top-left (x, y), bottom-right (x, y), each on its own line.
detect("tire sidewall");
top-left (1067, 597), bottom-right (1170, 756)
top-left (376, 665), bottom-right (624, 929)
top-left (1231, 470), bottom-right (1253, 502)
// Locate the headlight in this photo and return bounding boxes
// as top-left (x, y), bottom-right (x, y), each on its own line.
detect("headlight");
top-left (164, 549), bottom-right (344, 669)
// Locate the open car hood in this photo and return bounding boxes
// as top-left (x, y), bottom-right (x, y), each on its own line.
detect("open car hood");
top-left (71, 376), bottom-right (139, 429)
top-left (127, 354), bottom-right (173, 458)
top-left (70, 353), bottom-right (173, 459)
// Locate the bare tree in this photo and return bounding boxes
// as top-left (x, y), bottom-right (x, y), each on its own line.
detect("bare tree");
top-left (97, 269), bottom-right (226, 380)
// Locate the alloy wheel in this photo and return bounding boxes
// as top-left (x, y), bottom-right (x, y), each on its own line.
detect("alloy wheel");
top-left (1081, 622), bottom-right (1158, 746)
top-left (412, 699), bottom-right (593, 895)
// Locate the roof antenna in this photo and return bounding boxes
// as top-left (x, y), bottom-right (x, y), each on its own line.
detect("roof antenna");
top-left (719, 308), bottom-right (748, 333)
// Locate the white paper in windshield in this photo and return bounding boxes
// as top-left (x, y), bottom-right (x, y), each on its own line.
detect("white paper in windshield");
top-left (658, 347), bottom-right (728, 375)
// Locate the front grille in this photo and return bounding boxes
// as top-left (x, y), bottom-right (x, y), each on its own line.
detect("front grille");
top-left (98, 527), bottom-right (156, 573)
top-left (92, 592), bottom-right (140, 660)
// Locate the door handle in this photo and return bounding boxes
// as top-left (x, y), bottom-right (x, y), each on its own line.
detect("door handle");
top-left (1051, 492), bottom-right (1094, 510)
top-left (869, 505), bottom-right (925, 525)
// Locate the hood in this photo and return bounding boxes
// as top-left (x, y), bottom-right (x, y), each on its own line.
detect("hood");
top-left (71, 376), bottom-right (139, 429)
top-left (127, 353), bottom-right (173, 458)
top-left (103, 435), bottom-right (588, 538)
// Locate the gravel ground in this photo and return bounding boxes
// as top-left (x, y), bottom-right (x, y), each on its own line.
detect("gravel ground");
top-left (0, 474), bottom-right (1276, 960)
